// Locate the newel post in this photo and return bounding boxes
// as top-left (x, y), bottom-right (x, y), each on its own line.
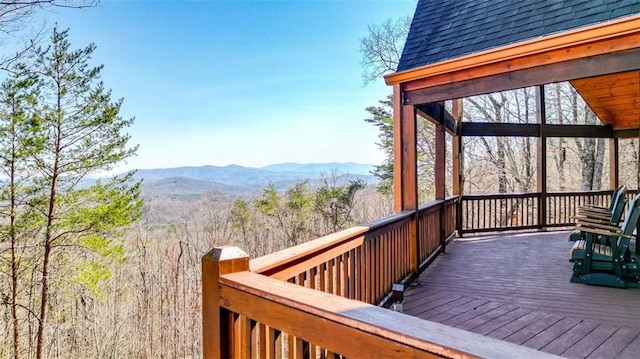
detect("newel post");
top-left (202, 246), bottom-right (250, 359)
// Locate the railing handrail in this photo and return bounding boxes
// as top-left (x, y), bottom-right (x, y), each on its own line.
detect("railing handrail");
top-left (462, 192), bottom-right (539, 200)
top-left (548, 189), bottom-right (615, 197)
top-left (250, 210), bottom-right (415, 278)
top-left (462, 189), bottom-right (636, 199)
top-left (219, 270), bottom-right (561, 359)
top-left (418, 195), bottom-right (458, 212)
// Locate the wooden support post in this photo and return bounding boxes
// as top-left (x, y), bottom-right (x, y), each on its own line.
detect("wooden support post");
top-left (452, 99), bottom-right (463, 236)
top-left (202, 246), bottom-right (250, 359)
top-left (609, 138), bottom-right (619, 189)
top-left (392, 84), bottom-right (419, 275)
top-left (393, 84), bottom-right (404, 213)
top-left (435, 123), bottom-right (446, 200)
top-left (436, 120), bottom-right (447, 252)
top-left (536, 86), bottom-right (548, 230)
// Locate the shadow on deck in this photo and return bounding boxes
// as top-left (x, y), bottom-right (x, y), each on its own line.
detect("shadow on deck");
top-left (404, 231), bottom-right (640, 359)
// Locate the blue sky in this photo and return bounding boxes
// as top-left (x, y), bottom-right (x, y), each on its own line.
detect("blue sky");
top-left (35, 0), bottom-right (416, 171)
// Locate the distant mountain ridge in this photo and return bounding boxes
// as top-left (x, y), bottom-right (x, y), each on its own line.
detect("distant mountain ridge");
top-left (133, 162), bottom-right (377, 195)
top-left (260, 162), bottom-right (374, 174)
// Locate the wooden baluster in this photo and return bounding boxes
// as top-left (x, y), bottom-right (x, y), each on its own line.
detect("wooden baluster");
top-left (335, 256), bottom-right (342, 297)
top-left (232, 315), bottom-right (251, 359)
top-left (356, 246), bottom-right (364, 301)
top-left (310, 267), bottom-right (317, 290)
top-left (292, 337), bottom-right (304, 359)
top-left (342, 253), bottom-right (349, 298)
top-left (367, 238), bottom-right (376, 304)
top-left (251, 322), bottom-right (267, 359)
top-left (272, 329), bottom-right (282, 359)
top-left (319, 263), bottom-right (326, 293)
top-left (349, 249), bottom-right (356, 300)
top-left (327, 259), bottom-right (334, 295)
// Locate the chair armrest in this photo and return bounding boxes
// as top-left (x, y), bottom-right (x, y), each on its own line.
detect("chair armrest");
top-left (577, 225), bottom-right (630, 239)
top-left (575, 221), bottom-right (621, 232)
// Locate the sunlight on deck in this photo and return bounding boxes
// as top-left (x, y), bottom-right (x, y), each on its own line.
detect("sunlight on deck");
top-left (404, 231), bottom-right (640, 358)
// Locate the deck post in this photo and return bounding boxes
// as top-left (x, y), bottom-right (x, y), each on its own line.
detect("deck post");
top-left (609, 138), bottom-right (619, 189)
top-left (202, 246), bottom-right (250, 359)
top-left (435, 117), bottom-right (447, 252)
top-left (393, 84), bottom-right (419, 276)
top-left (452, 99), bottom-right (463, 236)
top-left (536, 85), bottom-right (547, 230)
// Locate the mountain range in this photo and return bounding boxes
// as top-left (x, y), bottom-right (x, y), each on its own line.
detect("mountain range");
top-left (134, 162), bottom-right (377, 196)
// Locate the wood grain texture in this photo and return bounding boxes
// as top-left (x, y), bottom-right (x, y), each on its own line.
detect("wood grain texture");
top-left (219, 270), bottom-right (561, 359)
top-left (404, 231), bottom-right (640, 358)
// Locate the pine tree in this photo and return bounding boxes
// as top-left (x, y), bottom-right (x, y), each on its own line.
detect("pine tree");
top-left (27, 27), bottom-right (142, 359)
top-left (0, 63), bottom-right (42, 359)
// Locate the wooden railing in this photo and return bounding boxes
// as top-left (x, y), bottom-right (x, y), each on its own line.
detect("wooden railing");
top-left (250, 211), bottom-right (414, 306)
top-left (546, 190), bottom-right (612, 227)
top-left (249, 197), bottom-right (458, 307)
top-left (202, 197), bottom-right (558, 358)
top-left (461, 192), bottom-right (539, 234)
top-left (203, 189), bottom-right (637, 357)
top-left (461, 189), bottom-right (638, 234)
top-left (417, 196), bottom-right (457, 271)
top-left (205, 255), bottom-right (554, 358)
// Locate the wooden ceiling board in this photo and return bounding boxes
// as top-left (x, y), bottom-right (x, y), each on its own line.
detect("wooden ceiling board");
top-left (571, 71), bottom-right (639, 130)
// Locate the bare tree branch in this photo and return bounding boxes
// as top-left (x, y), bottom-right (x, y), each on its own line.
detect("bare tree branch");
top-left (359, 15), bottom-right (411, 85)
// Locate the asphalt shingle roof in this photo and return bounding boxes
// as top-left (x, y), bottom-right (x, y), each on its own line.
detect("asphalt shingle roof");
top-left (397, 0), bottom-right (640, 72)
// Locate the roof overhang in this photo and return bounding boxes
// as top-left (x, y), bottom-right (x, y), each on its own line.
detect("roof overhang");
top-left (385, 14), bottom-right (640, 132)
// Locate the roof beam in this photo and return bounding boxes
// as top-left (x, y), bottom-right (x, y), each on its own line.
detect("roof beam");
top-left (546, 124), bottom-right (613, 138)
top-left (461, 123), bottom-right (538, 137)
top-left (614, 128), bottom-right (640, 138)
top-left (416, 103), bottom-right (457, 134)
top-left (404, 48), bottom-right (640, 105)
top-left (460, 123), bottom-right (615, 138)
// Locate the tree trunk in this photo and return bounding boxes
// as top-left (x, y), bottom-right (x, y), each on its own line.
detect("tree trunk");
top-left (592, 137), bottom-right (605, 190)
top-left (36, 86), bottom-right (63, 359)
top-left (554, 84), bottom-right (566, 190)
top-left (9, 105), bottom-right (20, 359)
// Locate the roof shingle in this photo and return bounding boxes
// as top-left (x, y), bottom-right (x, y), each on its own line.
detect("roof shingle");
top-left (397, 0), bottom-right (640, 72)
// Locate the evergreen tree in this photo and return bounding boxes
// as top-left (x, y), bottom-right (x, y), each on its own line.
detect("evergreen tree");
top-left (0, 63), bottom-right (42, 359)
top-left (255, 182), bottom-right (312, 247)
top-left (24, 27), bottom-right (142, 359)
top-left (314, 174), bottom-right (365, 232)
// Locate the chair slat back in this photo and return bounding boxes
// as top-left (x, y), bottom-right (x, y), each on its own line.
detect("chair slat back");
top-left (620, 194), bottom-right (640, 236)
top-left (610, 186), bottom-right (628, 225)
top-left (608, 185), bottom-right (625, 211)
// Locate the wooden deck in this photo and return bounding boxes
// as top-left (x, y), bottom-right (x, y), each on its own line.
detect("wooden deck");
top-left (403, 231), bottom-right (640, 359)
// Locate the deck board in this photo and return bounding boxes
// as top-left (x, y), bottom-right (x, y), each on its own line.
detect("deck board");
top-left (616, 332), bottom-right (640, 359)
top-left (404, 231), bottom-right (640, 358)
top-left (563, 324), bottom-right (619, 358)
top-left (587, 328), bottom-right (638, 358)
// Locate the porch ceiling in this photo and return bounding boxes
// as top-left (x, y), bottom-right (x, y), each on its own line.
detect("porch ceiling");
top-left (571, 71), bottom-right (640, 130)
